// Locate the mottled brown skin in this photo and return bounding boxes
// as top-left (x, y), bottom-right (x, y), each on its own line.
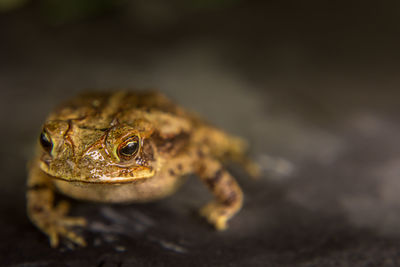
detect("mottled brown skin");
top-left (27, 91), bottom-right (258, 247)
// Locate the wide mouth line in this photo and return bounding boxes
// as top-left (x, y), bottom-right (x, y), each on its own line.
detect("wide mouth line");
top-left (43, 171), bottom-right (153, 184)
top-left (39, 160), bottom-right (155, 184)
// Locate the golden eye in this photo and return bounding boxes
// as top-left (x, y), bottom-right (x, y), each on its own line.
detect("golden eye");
top-left (39, 130), bottom-right (53, 153)
top-left (118, 136), bottom-right (140, 160)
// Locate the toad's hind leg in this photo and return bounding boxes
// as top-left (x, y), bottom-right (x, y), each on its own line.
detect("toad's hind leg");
top-left (27, 161), bottom-right (87, 247)
top-left (196, 158), bottom-right (243, 230)
top-left (195, 126), bottom-right (260, 178)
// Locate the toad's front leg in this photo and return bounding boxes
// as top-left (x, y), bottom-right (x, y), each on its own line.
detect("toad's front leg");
top-left (196, 158), bottom-right (243, 230)
top-left (27, 161), bottom-right (87, 247)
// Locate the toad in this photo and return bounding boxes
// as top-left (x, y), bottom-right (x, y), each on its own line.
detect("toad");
top-left (27, 91), bottom-right (258, 247)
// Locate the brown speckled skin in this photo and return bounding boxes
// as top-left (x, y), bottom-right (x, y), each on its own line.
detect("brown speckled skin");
top-left (27, 91), bottom-right (257, 247)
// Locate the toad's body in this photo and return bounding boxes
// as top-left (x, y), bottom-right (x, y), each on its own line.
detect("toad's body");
top-left (27, 91), bottom-right (258, 247)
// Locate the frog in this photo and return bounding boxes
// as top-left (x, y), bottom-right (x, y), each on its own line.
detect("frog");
top-left (27, 91), bottom-right (259, 247)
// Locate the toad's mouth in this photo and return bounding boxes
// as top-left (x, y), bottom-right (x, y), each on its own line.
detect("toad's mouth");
top-left (39, 160), bottom-right (155, 184)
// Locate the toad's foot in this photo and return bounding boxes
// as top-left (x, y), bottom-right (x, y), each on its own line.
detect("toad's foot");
top-left (27, 162), bottom-right (87, 247)
top-left (29, 201), bottom-right (87, 247)
top-left (200, 201), bottom-right (237, 230)
top-left (241, 157), bottom-right (261, 179)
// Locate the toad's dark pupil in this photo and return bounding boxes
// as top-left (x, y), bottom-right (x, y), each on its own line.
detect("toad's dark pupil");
top-left (120, 141), bottom-right (138, 156)
top-left (40, 132), bottom-right (52, 152)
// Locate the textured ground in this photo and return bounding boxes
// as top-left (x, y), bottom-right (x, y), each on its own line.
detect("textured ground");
top-left (2, 1), bottom-right (400, 266)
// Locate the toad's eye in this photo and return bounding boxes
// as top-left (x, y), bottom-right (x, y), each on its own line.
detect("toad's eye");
top-left (39, 130), bottom-right (53, 153)
top-left (118, 136), bottom-right (140, 160)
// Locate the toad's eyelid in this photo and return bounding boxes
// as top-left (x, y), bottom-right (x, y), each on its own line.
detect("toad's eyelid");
top-left (123, 135), bottom-right (139, 142)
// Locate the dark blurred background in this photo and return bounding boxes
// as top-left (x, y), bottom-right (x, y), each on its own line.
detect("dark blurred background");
top-left (2, 1), bottom-right (400, 266)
